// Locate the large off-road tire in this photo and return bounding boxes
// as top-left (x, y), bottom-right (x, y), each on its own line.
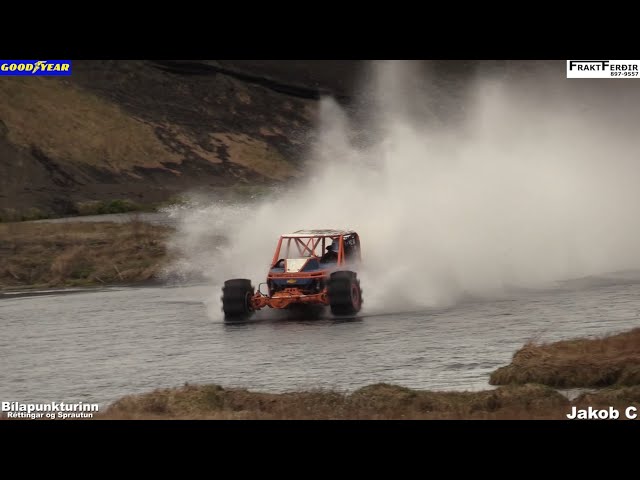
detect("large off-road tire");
top-left (221, 279), bottom-right (254, 320)
top-left (327, 271), bottom-right (362, 316)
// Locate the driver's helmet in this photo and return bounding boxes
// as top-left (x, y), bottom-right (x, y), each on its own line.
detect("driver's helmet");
top-left (328, 241), bottom-right (339, 252)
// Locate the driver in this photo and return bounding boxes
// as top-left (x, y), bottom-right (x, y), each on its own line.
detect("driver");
top-left (321, 242), bottom-right (339, 263)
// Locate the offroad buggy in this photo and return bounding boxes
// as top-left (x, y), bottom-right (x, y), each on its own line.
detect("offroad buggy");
top-left (222, 230), bottom-right (363, 319)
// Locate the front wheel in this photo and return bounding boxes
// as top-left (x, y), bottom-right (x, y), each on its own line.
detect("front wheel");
top-left (221, 279), bottom-right (254, 320)
top-left (327, 271), bottom-right (362, 316)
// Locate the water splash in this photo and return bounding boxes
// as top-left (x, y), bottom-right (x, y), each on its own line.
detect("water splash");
top-left (165, 60), bottom-right (640, 319)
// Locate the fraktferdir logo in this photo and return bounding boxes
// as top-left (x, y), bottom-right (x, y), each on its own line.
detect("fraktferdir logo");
top-left (567, 60), bottom-right (640, 78)
top-left (0, 60), bottom-right (72, 76)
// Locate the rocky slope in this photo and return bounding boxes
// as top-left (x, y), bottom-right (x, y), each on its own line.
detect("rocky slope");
top-left (0, 60), bottom-right (488, 220)
top-left (0, 60), bottom-right (337, 219)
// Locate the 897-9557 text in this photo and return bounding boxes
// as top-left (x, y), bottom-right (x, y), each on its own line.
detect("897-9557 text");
top-left (611, 71), bottom-right (639, 76)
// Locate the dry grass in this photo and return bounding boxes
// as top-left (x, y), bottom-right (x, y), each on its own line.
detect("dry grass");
top-left (211, 132), bottom-right (299, 180)
top-left (575, 385), bottom-right (640, 408)
top-left (99, 382), bottom-right (571, 420)
top-left (490, 329), bottom-right (640, 388)
top-left (170, 128), bottom-right (222, 165)
top-left (0, 218), bottom-right (172, 289)
top-left (0, 77), bottom-right (182, 172)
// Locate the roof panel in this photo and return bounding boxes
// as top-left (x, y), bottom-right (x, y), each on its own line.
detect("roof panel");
top-left (283, 229), bottom-right (356, 237)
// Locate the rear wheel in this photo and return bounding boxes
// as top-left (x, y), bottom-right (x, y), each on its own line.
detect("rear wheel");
top-left (327, 271), bottom-right (362, 316)
top-left (221, 279), bottom-right (254, 320)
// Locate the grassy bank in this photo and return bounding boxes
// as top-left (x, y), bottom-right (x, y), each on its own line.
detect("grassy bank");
top-left (0, 218), bottom-right (172, 290)
top-left (96, 382), bottom-right (640, 419)
top-left (101, 383), bottom-right (571, 420)
top-left (489, 328), bottom-right (640, 388)
top-left (0, 187), bottom-right (279, 222)
top-left (0, 199), bottom-right (148, 222)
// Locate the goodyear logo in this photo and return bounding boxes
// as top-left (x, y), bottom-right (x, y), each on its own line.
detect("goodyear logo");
top-left (0, 60), bottom-right (72, 76)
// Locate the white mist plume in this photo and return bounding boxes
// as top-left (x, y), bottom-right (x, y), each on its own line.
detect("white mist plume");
top-left (165, 60), bottom-right (640, 318)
